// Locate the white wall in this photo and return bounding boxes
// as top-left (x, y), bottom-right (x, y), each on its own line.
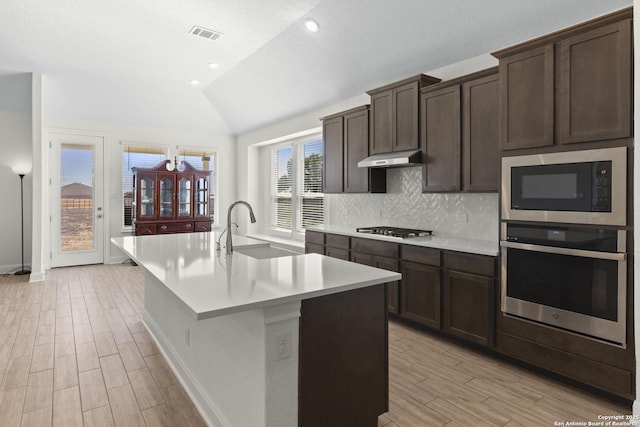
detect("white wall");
top-left (42, 115), bottom-right (235, 265)
top-left (235, 54), bottom-right (499, 238)
top-left (0, 73), bottom-right (33, 273)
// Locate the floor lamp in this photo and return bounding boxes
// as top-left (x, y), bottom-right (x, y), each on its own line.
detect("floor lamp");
top-left (12, 166), bottom-right (31, 276)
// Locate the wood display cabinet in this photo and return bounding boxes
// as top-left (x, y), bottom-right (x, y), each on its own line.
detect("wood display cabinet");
top-left (132, 160), bottom-right (211, 236)
top-left (493, 8), bottom-right (631, 151)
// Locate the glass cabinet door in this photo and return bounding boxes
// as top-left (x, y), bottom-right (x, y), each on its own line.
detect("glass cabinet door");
top-left (195, 177), bottom-right (208, 217)
top-left (139, 175), bottom-right (156, 218)
top-left (178, 176), bottom-right (192, 218)
top-left (159, 175), bottom-right (174, 218)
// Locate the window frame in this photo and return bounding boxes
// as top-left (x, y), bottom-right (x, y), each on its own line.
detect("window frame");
top-left (121, 141), bottom-right (169, 232)
top-left (268, 133), bottom-right (324, 238)
top-left (176, 145), bottom-right (219, 226)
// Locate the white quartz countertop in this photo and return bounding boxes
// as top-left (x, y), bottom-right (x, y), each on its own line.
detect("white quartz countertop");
top-left (309, 225), bottom-right (499, 257)
top-left (111, 232), bottom-right (401, 320)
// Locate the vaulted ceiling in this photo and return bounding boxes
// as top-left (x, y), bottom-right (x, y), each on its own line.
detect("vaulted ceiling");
top-left (0, 0), bottom-right (632, 135)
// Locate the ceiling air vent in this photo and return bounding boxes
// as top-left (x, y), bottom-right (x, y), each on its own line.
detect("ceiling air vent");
top-left (189, 26), bottom-right (223, 41)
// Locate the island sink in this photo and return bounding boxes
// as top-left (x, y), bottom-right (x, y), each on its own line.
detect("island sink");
top-left (232, 246), bottom-right (299, 259)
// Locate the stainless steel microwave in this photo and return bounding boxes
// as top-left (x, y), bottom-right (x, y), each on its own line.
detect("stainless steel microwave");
top-left (502, 147), bottom-right (627, 226)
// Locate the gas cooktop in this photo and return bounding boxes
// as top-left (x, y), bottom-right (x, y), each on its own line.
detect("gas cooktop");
top-left (356, 226), bottom-right (433, 238)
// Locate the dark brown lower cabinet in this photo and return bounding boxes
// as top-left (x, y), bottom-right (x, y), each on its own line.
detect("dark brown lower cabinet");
top-left (299, 284), bottom-right (388, 427)
top-left (442, 270), bottom-right (494, 346)
top-left (352, 252), bottom-right (400, 314)
top-left (400, 261), bottom-right (441, 329)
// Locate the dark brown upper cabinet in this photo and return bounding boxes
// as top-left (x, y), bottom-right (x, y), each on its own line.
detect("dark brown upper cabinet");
top-left (321, 106), bottom-right (385, 194)
top-left (322, 115), bottom-right (344, 193)
top-left (558, 20), bottom-right (631, 144)
top-left (463, 73), bottom-right (500, 191)
top-left (498, 45), bottom-right (554, 151)
top-left (421, 85), bottom-right (461, 192)
top-left (420, 69), bottom-right (499, 193)
top-left (367, 74), bottom-right (440, 155)
top-left (493, 8), bottom-right (632, 151)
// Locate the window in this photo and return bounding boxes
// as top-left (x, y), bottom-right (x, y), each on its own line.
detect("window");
top-left (122, 144), bottom-right (167, 227)
top-left (177, 148), bottom-right (217, 224)
top-left (271, 136), bottom-right (324, 233)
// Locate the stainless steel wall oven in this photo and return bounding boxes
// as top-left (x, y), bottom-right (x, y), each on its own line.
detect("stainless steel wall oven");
top-left (500, 223), bottom-right (627, 346)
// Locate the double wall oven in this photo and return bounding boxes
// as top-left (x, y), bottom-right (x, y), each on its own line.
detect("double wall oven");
top-left (500, 147), bottom-right (628, 346)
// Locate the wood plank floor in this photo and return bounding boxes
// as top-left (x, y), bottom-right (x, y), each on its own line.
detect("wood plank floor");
top-left (0, 264), bottom-right (631, 426)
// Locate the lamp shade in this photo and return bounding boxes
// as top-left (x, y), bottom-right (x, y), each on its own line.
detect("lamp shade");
top-left (11, 164), bottom-right (32, 176)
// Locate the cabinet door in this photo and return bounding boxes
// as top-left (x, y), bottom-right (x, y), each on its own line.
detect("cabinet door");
top-left (559, 20), bottom-right (631, 144)
top-left (325, 247), bottom-right (349, 261)
top-left (393, 82), bottom-right (420, 151)
top-left (400, 261), bottom-right (441, 329)
top-left (322, 116), bottom-right (344, 193)
top-left (158, 174), bottom-right (175, 219)
top-left (369, 91), bottom-right (393, 154)
top-left (177, 174), bottom-right (193, 219)
top-left (194, 175), bottom-right (209, 219)
top-left (443, 270), bottom-right (494, 347)
top-left (421, 85), bottom-right (461, 192)
top-left (376, 256), bottom-right (400, 315)
top-left (499, 45), bottom-right (554, 150)
top-left (463, 74), bottom-right (500, 192)
top-left (343, 108), bottom-right (370, 193)
top-left (136, 173), bottom-right (156, 220)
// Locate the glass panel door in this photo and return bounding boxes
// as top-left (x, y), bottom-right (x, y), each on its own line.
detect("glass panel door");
top-left (50, 132), bottom-right (104, 267)
top-left (178, 176), bottom-right (191, 218)
top-left (159, 175), bottom-right (174, 218)
top-left (139, 175), bottom-right (156, 218)
top-left (195, 177), bottom-right (208, 218)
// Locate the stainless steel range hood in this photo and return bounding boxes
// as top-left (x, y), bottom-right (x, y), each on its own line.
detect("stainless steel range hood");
top-left (357, 149), bottom-right (422, 168)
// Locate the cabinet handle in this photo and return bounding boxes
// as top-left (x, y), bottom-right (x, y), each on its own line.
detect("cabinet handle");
top-left (186, 223), bottom-right (192, 228)
top-left (160, 225), bottom-right (167, 230)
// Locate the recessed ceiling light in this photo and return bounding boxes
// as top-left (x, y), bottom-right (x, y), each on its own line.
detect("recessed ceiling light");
top-left (190, 80), bottom-right (200, 86)
top-left (208, 63), bottom-right (220, 69)
top-left (305, 19), bottom-right (320, 33)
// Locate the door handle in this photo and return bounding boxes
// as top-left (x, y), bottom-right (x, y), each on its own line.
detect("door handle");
top-left (97, 214), bottom-right (103, 219)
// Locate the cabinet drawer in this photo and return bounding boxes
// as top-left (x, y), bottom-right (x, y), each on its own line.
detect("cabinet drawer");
top-left (135, 224), bottom-right (156, 236)
top-left (443, 251), bottom-right (495, 277)
top-left (351, 238), bottom-right (399, 258)
top-left (195, 221), bottom-right (211, 232)
top-left (325, 233), bottom-right (349, 249)
top-left (157, 222), bottom-right (194, 233)
top-left (306, 230), bottom-right (325, 245)
top-left (401, 245), bottom-right (440, 266)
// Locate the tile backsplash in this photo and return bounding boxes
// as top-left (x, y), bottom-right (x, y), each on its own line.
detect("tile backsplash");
top-left (326, 167), bottom-right (499, 241)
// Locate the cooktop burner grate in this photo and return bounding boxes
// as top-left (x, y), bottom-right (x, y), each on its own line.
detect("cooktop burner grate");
top-left (356, 226), bottom-right (432, 238)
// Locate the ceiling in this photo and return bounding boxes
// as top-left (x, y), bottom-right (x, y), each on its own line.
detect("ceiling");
top-left (0, 0), bottom-right (632, 136)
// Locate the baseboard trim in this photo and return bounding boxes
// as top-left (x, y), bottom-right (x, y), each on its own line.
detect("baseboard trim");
top-left (142, 311), bottom-right (229, 427)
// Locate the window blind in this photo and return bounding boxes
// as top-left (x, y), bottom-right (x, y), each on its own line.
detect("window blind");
top-left (122, 144), bottom-right (166, 226)
top-left (299, 139), bottom-right (324, 229)
top-left (272, 146), bottom-right (293, 230)
top-left (270, 137), bottom-right (323, 233)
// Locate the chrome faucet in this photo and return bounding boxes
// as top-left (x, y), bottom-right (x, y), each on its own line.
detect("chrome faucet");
top-left (226, 201), bottom-right (257, 254)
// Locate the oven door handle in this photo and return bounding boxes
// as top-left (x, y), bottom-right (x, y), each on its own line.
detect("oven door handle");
top-left (500, 241), bottom-right (626, 261)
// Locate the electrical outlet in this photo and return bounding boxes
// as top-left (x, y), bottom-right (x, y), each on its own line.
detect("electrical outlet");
top-left (185, 327), bottom-right (190, 346)
top-left (275, 331), bottom-right (291, 361)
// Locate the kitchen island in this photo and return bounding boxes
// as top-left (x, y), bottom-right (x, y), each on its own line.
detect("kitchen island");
top-left (112, 232), bottom-right (401, 427)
